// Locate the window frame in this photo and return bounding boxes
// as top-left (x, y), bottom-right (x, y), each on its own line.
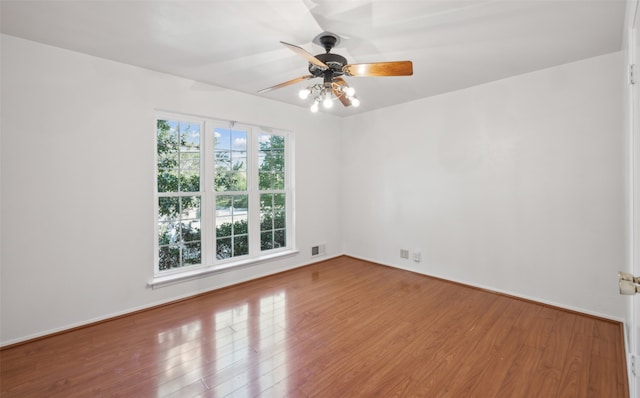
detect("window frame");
top-left (151, 111), bottom-right (296, 288)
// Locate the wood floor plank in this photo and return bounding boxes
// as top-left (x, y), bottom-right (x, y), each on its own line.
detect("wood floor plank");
top-left (0, 256), bottom-right (628, 397)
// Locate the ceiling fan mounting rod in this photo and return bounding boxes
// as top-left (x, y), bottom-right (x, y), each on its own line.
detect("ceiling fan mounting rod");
top-left (319, 34), bottom-right (338, 53)
top-left (323, 70), bottom-right (333, 88)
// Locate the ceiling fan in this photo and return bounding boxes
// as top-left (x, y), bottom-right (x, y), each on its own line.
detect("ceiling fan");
top-left (258, 32), bottom-right (413, 112)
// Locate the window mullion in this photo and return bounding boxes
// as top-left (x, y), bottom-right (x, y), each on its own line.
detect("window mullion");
top-left (285, 131), bottom-right (295, 250)
top-left (203, 120), bottom-right (215, 266)
top-left (248, 127), bottom-right (261, 256)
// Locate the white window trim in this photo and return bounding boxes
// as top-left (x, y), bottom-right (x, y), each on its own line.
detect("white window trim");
top-left (150, 111), bottom-right (296, 288)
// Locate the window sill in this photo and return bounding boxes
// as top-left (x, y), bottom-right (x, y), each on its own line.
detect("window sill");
top-left (147, 249), bottom-right (300, 289)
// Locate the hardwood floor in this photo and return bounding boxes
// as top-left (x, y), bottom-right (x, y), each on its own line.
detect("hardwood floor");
top-left (0, 256), bottom-right (628, 397)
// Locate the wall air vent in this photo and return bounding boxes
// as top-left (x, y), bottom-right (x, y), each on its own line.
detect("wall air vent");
top-left (311, 244), bottom-right (326, 257)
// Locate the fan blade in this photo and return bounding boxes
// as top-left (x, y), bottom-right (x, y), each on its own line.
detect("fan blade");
top-left (258, 75), bottom-right (314, 94)
top-left (343, 61), bottom-right (413, 77)
top-left (332, 77), bottom-right (352, 107)
top-left (280, 41), bottom-right (329, 70)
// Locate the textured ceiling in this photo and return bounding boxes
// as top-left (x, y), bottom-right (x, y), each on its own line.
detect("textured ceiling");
top-left (0, 0), bottom-right (627, 117)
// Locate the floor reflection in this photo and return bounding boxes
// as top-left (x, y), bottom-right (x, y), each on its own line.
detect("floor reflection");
top-left (258, 292), bottom-right (288, 393)
top-left (205, 291), bottom-right (289, 396)
top-left (215, 303), bottom-right (250, 372)
top-left (155, 319), bottom-right (203, 397)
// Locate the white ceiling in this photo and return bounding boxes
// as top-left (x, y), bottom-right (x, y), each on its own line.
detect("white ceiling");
top-left (0, 0), bottom-right (626, 117)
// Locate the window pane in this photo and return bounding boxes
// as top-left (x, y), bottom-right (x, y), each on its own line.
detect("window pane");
top-left (181, 196), bottom-right (201, 219)
top-left (158, 152), bottom-right (178, 170)
top-left (183, 241), bottom-right (201, 265)
top-left (274, 193), bottom-right (285, 209)
top-left (231, 154), bottom-right (247, 171)
top-left (216, 195), bottom-right (232, 208)
top-left (180, 174), bottom-right (199, 194)
top-left (180, 152), bottom-right (200, 171)
top-left (216, 195), bottom-right (249, 258)
top-left (180, 171), bottom-right (200, 193)
top-left (215, 128), bottom-right (248, 192)
top-left (234, 235), bottom-right (249, 256)
top-left (274, 230), bottom-right (286, 248)
top-left (258, 172), bottom-right (272, 191)
top-left (159, 245), bottom-right (180, 270)
top-left (158, 197), bottom-right (180, 219)
top-left (260, 193), bottom-right (273, 232)
top-left (157, 195), bottom-right (201, 270)
top-left (181, 124), bottom-right (200, 152)
top-left (215, 171), bottom-right (232, 192)
top-left (232, 130), bottom-right (247, 151)
top-left (234, 219), bottom-right (248, 235)
top-left (260, 193), bottom-right (273, 208)
top-left (214, 128), bottom-right (231, 150)
top-left (272, 173), bottom-right (285, 190)
top-left (180, 221), bottom-right (201, 243)
top-left (260, 213), bottom-right (273, 232)
top-left (271, 135), bottom-right (285, 150)
top-left (234, 196), bottom-right (249, 211)
top-left (273, 210), bottom-right (285, 229)
top-left (215, 163), bottom-right (246, 191)
top-left (158, 221), bottom-right (178, 245)
top-left (215, 150), bottom-right (231, 171)
top-left (229, 171), bottom-right (247, 191)
top-left (260, 192), bottom-right (286, 252)
top-left (261, 231), bottom-right (273, 250)
top-left (259, 133), bottom-right (285, 150)
top-left (157, 120), bottom-right (178, 170)
top-left (217, 237), bottom-right (232, 259)
top-left (216, 220), bottom-right (232, 237)
top-left (216, 195), bottom-right (233, 237)
top-left (272, 150), bottom-right (284, 172)
top-left (157, 170), bottom-right (179, 193)
top-left (258, 134), bottom-right (285, 191)
top-left (157, 119), bottom-right (200, 193)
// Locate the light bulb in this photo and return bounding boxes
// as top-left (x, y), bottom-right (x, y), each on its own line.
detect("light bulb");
top-left (344, 86), bottom-right (356, 98)
top-left (310, 101), bottom-right (319, 113)
top-left (298, 88), bottom-right (311, 100)
top-left (351, 97), bottom-right (360, 107)
top-left (323, 96), bottom-right (333, 109)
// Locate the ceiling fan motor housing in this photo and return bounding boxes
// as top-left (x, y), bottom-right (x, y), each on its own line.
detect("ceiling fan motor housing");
top-left (309, 53), bottom-right (347, 77)
top-left (308, 33), bottom-right (346, 79)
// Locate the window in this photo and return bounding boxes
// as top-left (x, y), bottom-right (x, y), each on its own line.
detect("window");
top-left (154, 113), bottom-right (294, 283)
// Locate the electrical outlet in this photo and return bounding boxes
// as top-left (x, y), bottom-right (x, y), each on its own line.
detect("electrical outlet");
top-left (413, 251), bottom-right (421, 262)
top-left (400, 249), bottom-right (409, 259)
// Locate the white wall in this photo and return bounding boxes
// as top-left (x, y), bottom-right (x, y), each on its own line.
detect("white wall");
top-left (0, 35), bottom-right (344, 345)
top-left (342, 52), bottom-right (627, 320)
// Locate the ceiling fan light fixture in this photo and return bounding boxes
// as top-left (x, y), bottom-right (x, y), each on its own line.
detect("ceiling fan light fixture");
top-left (351, 97), bottom-right (361, 107)
top-left (298, 88), bottom-right (311, 99)
top-left (344, 86), bottom-right (356, 98)
top-left (322, 95), bottom-right (333, 109)
top-left (310, 100), bottom-right (320, 113)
